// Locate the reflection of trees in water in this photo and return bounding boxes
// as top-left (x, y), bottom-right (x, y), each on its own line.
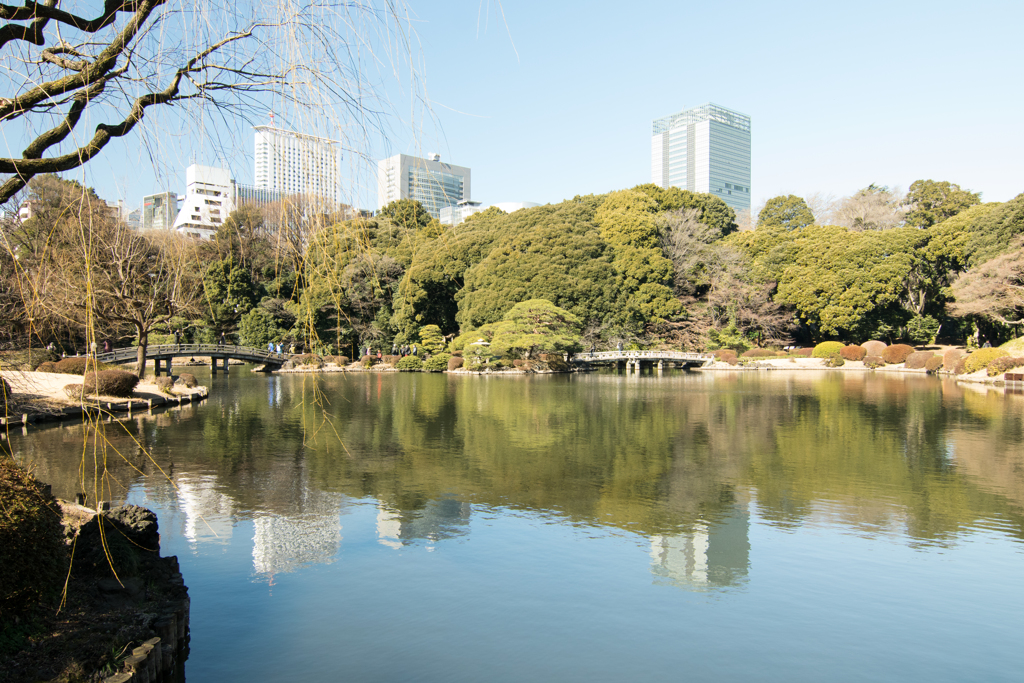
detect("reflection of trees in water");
top-left (10, 372), bottom-right (1024, 556)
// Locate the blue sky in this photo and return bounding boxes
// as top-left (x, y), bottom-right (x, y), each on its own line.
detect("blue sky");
top-left (75, 0), bottom-right (1024, 212)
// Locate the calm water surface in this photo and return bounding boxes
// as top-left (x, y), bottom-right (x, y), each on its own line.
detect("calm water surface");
top-left (8, 369), bottom-right (1024, 682)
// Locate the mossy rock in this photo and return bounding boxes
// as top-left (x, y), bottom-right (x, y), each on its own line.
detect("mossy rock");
top-left (0, 459), bottom-right (68, 640)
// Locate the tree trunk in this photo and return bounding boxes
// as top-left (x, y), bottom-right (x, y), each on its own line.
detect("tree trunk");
top-left (136, 327), bottom-right (148, 379)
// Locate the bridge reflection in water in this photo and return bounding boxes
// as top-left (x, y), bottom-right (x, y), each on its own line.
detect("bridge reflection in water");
top-left (573, 350), bottom-right (714, 372)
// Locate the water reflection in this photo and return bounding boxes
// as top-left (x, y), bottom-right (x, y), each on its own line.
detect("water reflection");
top-left (376, 496), bottom-right (471, 550)
top-left (649, 506), bottom-right (750, 590)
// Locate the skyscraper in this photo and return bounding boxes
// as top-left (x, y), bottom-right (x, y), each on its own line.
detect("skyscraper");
top-left (651, 103), bottom-right (751, 217)
top-left (254, 126), bottom-right (340, 201)
top-left (377, 153), bottom-right (471, 219)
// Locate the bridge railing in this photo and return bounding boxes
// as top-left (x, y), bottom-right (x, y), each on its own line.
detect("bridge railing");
top-left (96, 344), bottom-right (286, 364)
top-left (573, 350), bottom-right (713, 362)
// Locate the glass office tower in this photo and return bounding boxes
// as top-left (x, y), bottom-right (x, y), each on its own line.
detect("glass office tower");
top-left (377, 153), bottom-right (471, 219)
top-left (651, 103), bottom-right (751, 217)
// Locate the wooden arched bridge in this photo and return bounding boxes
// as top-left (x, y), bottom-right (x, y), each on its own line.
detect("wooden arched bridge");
top-left (571, 350), bottom-right (714, 371)
top-left (96, 344), bottom-right (286, 375)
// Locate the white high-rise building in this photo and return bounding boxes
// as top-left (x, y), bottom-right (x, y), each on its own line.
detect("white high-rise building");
top-left (651, 103), bottom-right (751, 217)
top-left (377, 153), bottom-right (471, 219)
top-left (254, 126), bottom-right (340, 202)
top-left (173, 165), bottom-right (235, 239)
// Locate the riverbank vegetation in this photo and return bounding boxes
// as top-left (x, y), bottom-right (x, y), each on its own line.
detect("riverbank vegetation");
top-left (3, 176), bottom-right (1023, 372)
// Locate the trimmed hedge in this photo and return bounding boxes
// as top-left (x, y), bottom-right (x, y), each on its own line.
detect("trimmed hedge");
top-left (987, 356), bottom-right (1024, 376)
top-left (793, 348), bottom-right (814, 358)
top-left (155, 376), bottom-right (175, 394)
top-left (864, 355), bottom-right (885, 369)
top-left (35, 361), bottom-right (57, 373)
top-left (904, 351), bottom-right (937, 370)
top-left (861, 340), bottom-right (887, 357)
top-left (292, 354), bottom-right (324, 367)
top-left (328, 355), bottom-right (351, 365)
top-left (953, 356), bottom-right (969, 375)
top-left (0, 460), bottom-right (68, 636)
top-left (742, 348), bottom-right (779, 358)
top-left (423, 353), bottom-right (451, 372)
top-left (712, 349), bottom-right (737, 362)
top-left (925, 356), bottom-right (944, 373)
top-left (824, 353), bottom-right (845, 367)
top-left (963, 348), bottom-right (1008, 374)
top-left (396, 356), bottom-right (423, 371)
top-left (177, 372), bottom-right (198, 388)
top-left (54, 357), bottom-right (92, 374)
top-left (881, 344), bottom-right (915, 364)
top-left (812, 341), bottom-right (844, 358)
top-left (62, 383), bottom-right (84, 400)
top-left (448, 356), bottom-right (465, 371)
top-left (83, 370), bottom-right (140, 398)
top-left (943, 348), bottom-right (965, 372)
top-left (840, 345), bottom-right (867, 361)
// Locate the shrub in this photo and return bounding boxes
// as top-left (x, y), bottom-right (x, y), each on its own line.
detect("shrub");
top-left (177, 372), bottom-right (198, 388)
top-left (423, 353), bottom-right (451, 372)
top-left (925, 356), bottom-right (944, 373)
top-left (396, 356), bottom-right (423, 371)
top-left (742, 348), bottom-right (778, 358)
top-left (35, 360), bottom-right (57, 373)
top-left (812, 341), bottom-right (844, 358)
top-left (447, 356), bottom-right (465, 371)
top-left (986, 356), bottom-right (1024, 376)
top-left (713, 349), bottom-right (737, 363)
top-left (325, 355), bottom-right (350, 366)
top-left (512, 359), bottom-right (526, 368)
top-left (963, 347), bottom-right (1008, 374)
top-left (824, 353), bottom-right (845, 368)
top-left (292, 354), bottom-right (323, 367)
top-left (943, 348), bottom-right (965, 372)
top-left (863, 355), bottom-right (885, 369)
top-left (881, 344), bottom-right (915, 364)
top-left (155, 376), bottom-right (175, 394)
top-left (861, 340), bottom-right (887, 357)
top-left (451, 350), bottom-right (463, 357)
top-left (83, 370), bottom-right (140, 398)
top-left (62, 383), bottom-right (84, 400)
top-left (54, 357), bottom-right (92, 374)
top-left (793, 348), bottom-right (814, 358)
top-left (0, 459), bottom-right (68, 634)
top-left (904, 351), bottom-right (937, 370)
top-left (953, 357), bottom-right (969, 375)
top-left (840, 345), bottom-right (867, 361)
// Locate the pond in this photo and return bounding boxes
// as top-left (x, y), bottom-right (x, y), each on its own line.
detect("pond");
top-left (9, 369), bottom-right (1024, 682)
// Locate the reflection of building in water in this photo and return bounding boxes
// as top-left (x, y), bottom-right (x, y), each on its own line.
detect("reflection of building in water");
top-left (376, 496), bottom-right (472, 550)
top-left (649, 507), bottom-right (749, 590)
top-left (175, 475), bottom-right (236, 544)
top-left (252, 488), bottom-right (345, 575)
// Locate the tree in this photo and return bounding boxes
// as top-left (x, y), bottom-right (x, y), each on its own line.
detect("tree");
top-left (905, 180), bottom-right (982, 229)
top-left (378, 200), bottom-right (433, 233)
top-left (949, 244), bottom-right (1024, 326)
top-left (632, 184), bottom-right (738, 235)
top-left (455, 299), bottom-right (583, 360)
top-left (831, 185), bottom-right (907, 231)
top-left (0, 3), bottom-right (419, 203)
top-left (757, 195), bottom-right (815, 231)
top-left (417, 324), bottom-right (445, 355)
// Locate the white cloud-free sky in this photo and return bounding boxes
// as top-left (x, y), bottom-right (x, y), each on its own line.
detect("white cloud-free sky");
top-left (72, 0), bottom-right (1024, 211)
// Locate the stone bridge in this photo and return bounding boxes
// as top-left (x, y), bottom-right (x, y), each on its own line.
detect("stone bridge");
top-left (571, 350), bottom-right (714, 371)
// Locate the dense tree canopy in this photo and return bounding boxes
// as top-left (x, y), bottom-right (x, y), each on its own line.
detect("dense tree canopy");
top-left (905, 180), bottom-right (982, 229)
top-left (757, 195), bottom-right (816, 231)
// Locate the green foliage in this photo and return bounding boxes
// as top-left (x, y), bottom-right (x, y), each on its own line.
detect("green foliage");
top-left (905, 180), bottom-right (981, 228)
top-left (396, 355), bottom-right (424, 371)
top-left (239, 307), bottom-right (283, 348)
top-left (632, 185), bottom-right (738, 235)
top-left (906, 315), bottom-right (941, 345)
top-left (963, 347), bottom-right (1008, 374)
top-left (758, 195), bottom-right (816, 230)
top-left (812, 341), bottom-right (844, 358)
top-left (377, 199), bottom-right (433, 232)
top-left (465, 299), bottom-right (583, 361)
top-left (595, 189), bottom-right (659, 249)
top-left (707, 322), bottom-right (751, 353)
top-left (823, 353), bottom-right (845, 367)
top-left (418, 324), bottom-right (446, 355)
top-left (203, 256), bottom-right (261, 333)
top-left (966, 193), bottom-right (1024, 266)
top-left (0, 459), bottom-right (68, 639)
top-left (423, 352), bottom-right (451, 372)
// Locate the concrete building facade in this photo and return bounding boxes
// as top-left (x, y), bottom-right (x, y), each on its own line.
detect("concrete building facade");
top-left (142, 192), bottom-right (179, 231)
top-left (651, 103), bottom-right (751, 217)
top-left (378, 153), bottom-right (471, 219)
top-left (254, 126), bottom-right (339, 202)
top-left (172, 165), bottom-right (235, 239)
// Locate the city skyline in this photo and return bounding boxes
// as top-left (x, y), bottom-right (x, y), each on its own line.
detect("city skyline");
top-left (39, 1), bottom-right (1024, 216)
